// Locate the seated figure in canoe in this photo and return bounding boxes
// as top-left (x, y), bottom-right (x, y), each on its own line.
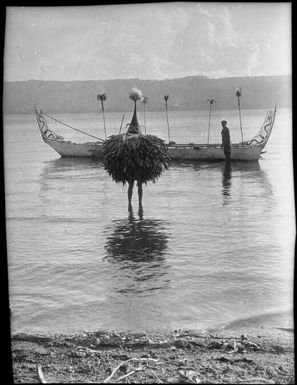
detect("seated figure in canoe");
top-left (102, 88), bottom-right (169, 211)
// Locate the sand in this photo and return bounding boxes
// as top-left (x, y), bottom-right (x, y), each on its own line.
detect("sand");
top-left (11, 320), bottom-right (294, 384)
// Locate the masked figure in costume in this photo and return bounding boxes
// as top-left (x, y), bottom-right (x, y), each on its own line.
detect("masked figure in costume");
top-left (102, 88), bottom-right (169, 210)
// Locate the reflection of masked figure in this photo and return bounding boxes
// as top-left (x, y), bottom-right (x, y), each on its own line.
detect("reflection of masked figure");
top-left (104, 210), bottom-right (170, 294)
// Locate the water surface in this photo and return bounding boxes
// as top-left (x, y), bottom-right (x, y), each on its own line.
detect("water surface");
top-left (4, 108), bottom-right (294, 334)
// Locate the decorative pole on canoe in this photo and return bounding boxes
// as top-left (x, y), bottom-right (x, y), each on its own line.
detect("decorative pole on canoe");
top-left (97, 93), bottom-right (107, 139)
top-left (142, 96), bottom-right (148, 135)
top-left (164, 95), bottom-right (170, 143)
top-left (118, 113), bottom-right (125, 134)
top-left (235, 88), bottom-right (244, 144)
top-left (207, 98), bottom-right (215, 144)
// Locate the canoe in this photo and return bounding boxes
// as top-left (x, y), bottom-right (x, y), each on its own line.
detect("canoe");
top-left (35, 106), bottom-right (276, 161)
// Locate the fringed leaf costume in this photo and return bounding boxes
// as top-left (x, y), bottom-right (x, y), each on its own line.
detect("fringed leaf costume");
top-left (103, 89), bottom-right (169, 186)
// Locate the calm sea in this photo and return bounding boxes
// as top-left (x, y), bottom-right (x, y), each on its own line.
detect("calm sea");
top-left (4, 108), bottom-right (295, 334)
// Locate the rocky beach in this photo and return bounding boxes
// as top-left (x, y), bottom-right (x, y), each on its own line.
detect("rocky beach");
top-left (11, 321), bottom-right (294, 384)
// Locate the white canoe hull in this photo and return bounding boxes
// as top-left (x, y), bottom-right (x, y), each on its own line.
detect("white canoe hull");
top-left (46, 139), bottom-right (104, 158)
top-left (46, 139), bottom-right (265, 161)
top-left (37, 106), bottom-right (276, 162)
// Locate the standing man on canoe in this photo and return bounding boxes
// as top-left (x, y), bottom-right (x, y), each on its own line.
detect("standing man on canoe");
top-left (221, 120), bottom-right (231, 161)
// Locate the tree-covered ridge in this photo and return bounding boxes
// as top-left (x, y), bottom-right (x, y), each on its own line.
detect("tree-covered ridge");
top-left (3, 75), bottom-right (291, 114)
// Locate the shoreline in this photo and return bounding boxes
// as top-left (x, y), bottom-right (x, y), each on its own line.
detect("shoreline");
top-left (11, 325), bottom-right (294, 384)
top-left (10, 308), bottom-right (294, 339)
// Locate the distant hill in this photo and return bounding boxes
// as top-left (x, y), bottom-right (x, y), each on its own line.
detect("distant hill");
top-left (3, 75), bottom-right (291, 114)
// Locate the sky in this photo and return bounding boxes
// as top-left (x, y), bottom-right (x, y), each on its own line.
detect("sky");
top-left (4, 2), bottom-right (291, 81)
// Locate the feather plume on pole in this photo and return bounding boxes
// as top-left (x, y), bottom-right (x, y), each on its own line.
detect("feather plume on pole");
top-left (207, 98), bottom-right (215, 144)
top-left (129, 87), bottom-right (143, 102)
top-left (235, 88), bottom-right (244, 144)
top-left (97, 93), bottom-right (107, 139)
top-left (164, 95), bottom-right (170, 143)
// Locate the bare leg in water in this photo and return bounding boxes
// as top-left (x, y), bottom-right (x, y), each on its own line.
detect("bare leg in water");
top-left (128, 180), bottom-right (143, 211)
top-left (137, 180), bottom-right (143, 210)
top-left (128, 180), bottom-right (134, 210)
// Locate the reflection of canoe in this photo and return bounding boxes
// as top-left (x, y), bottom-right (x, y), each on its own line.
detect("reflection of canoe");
top-left (35, 106), bottom-right (276, 161)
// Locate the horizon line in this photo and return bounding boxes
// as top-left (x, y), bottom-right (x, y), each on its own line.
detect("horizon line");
top-left (4, 74), bottom-right (291, 83)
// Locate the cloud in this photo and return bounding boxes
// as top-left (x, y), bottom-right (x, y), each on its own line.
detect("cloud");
top-left (4, 3), bottom-right (291, 81)
top-left (246, 43), bottom-right (261, 76)
top-left (199, 4), bottom-right (241, 47)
